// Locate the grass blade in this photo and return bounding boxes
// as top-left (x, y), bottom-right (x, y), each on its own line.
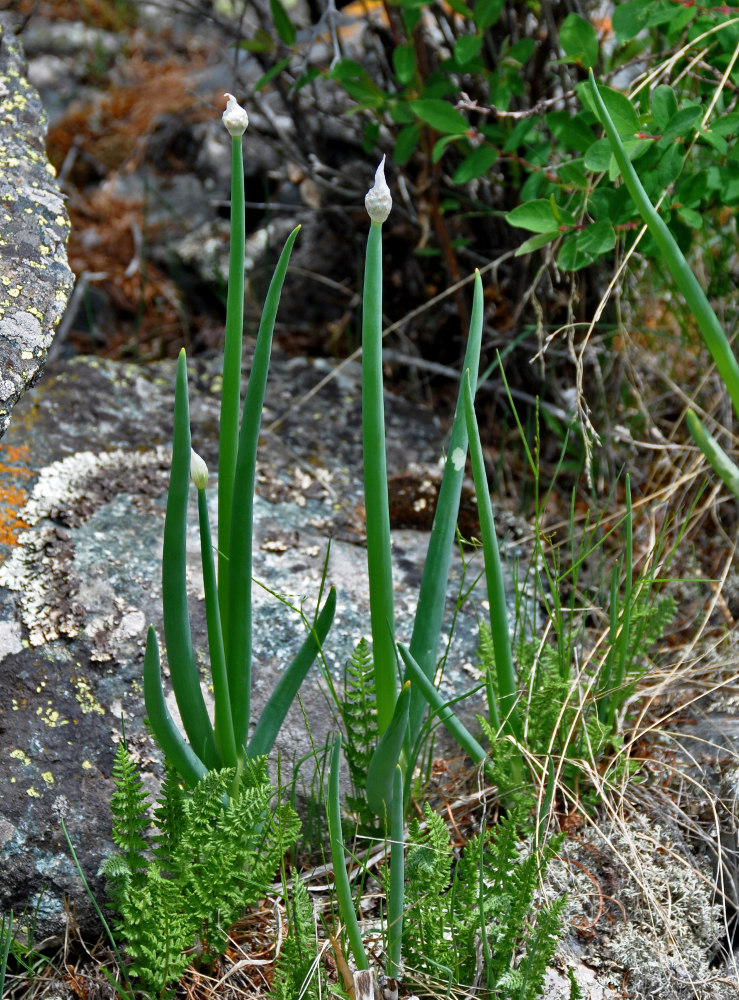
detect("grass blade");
top-left (363, 220), bottom-right (396, 734)
top-left (162, 350), bottom-right (220, 768)
top-left (226, 226), bottom-right (301, 752)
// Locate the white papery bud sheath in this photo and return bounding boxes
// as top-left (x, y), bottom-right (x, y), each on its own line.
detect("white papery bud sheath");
top-left (365, 155), bottom-right (392, 223)
top-left (222, 93), bottom-right (249, 137)
top-left (190, 449), bottom-right (209, 491)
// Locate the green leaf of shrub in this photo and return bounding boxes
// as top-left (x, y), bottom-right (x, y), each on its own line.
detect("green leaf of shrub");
top-left (506, 200), bottom-right (559, 233)
top-left (270, 0), bottom-right (296, 45)
top-left (651, 85), bottom-right (677, 131)
top-left (584, 137), bottom-right (612, 172)
top-left (454, 33), bottom-right (483, 64)
top-left (612, 0), bottom-right (651, 41)
top-left (393, 43), bottom-right (417, 85)
top-left (559, 13), bottom-right (598, 69)
top-left (473, 0), bottom-right (504, 30)
top-left (579, 81), bottom-right (639, 135)
top-left (255, 57), bottom-right (291, 92)
top-left (661, 105), bottom-right (701, 142)
top-left (409, 99), bottom-right (470, 134)
top-left (514, 231), bottom-right (560, 256)
top-left (547, 110), bottom-right (595, 152)
top-left (394, 123), bottom-right (420, 165)
top-left (452, 144), bottom-right (497, 184)
top-left (237, 29), bottom-right (274, 53)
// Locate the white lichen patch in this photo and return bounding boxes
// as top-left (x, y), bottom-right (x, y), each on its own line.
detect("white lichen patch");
top-left (0, 618), bottom-right (23, 660)
top-left (0, 446), bottom-right (169, 648)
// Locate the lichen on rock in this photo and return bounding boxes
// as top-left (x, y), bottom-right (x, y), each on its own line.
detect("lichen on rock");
top-left (0, 14), bottom-right (74, 438)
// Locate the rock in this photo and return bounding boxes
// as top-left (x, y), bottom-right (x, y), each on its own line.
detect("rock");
top-left (0, 347), bottom-right (529, 941)
top-left (0, 15), bottom-right (74, 439)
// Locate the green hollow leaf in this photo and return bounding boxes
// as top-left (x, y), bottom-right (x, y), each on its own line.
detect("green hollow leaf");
top-left (587, 71), bottom-right (739, 422)
top-left (226, 226), bottom-right (301, 753)
top-left (143, 626), bottom-right (208, 788)
top-left (247, 586), bottom-right (337, 758)
top-left (686, 409), bottom-right (739, 500)
top-left (398, 644), bottom-right (493, 777)
top-left (328, 735), bottom-right (369, 971)
top-left (409, 98), bottom-right (470, 135)
top-left (406, 271), bottom-right (484, 749)
top-left (163, 350), bottom-right (220, 770)
top-left (366, 680), bottom-right (410, 816)
top-left (463, 371), bottom-right (521, 740)
top-left (386, 765), bottom-right (404, 979)
top-left (559, 13), bottom-right (598, 69)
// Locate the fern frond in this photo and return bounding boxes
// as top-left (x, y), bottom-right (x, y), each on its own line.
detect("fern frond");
top-left (270, 873), bottom-right (320, 1000)
top-left (109, 741), bottom-right (150, 883)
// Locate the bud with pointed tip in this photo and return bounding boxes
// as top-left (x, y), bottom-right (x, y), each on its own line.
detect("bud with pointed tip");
top-left (222, 93), bottom-right (249, 137)
top-left (190, 449), bottom-right (209, 491)
top-left (365, 155), bottom-right (392, 223)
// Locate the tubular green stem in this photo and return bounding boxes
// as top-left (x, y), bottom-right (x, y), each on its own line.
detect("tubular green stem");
top-left (162, 350), bottom-right (220, 769)
top-left (328, 735), bottom-right (369, 971)
top-left (463, 371), bottom-right (521, 741)
top-left (226, 227), bottom-right (300, 752)
top-left (406, 270), bottom-right (484, 748)
top-left (587, 71), bottom-right (739, 421)
top-left (366, 680), bottom-right (410, 817)
top-left (197, 487), bottom-right (239, 770)
top-left (363, 220), bottom-right (396, 735)
top-left (386, 764), bottom-right (404, 979)
top-left (218, 134), bottom-right (247, 634)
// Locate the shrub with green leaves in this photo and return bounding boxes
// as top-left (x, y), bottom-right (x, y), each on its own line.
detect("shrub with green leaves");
top-left (100, 741), bottom-right (300, 996)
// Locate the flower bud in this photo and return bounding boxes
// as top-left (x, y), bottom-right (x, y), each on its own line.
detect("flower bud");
top-left (365, 155), bottom-right (392, 223)
top-left (190, 449), bottom-right (209, 491)
top-left (222, 93), bottom-right (248, 137)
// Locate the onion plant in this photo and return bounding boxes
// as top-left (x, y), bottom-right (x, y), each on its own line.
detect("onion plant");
top-left (144, 95), bottom-right (336, 792)
top-left (586, 71), bottom-right (739, 499)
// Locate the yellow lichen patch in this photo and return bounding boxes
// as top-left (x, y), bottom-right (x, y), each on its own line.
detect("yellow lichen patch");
top-left (81, 760), bottom-right (93, 770)
top-left (26, 786), bottom-right (40, 798)
top-left (74, 677), bottom-right (105, 716)
top-left (36, 703), bottom-right (68, 727)
top-left (41, 771), bottom-right (54, 785)
top-left (9, 748), bottom-right (31, 766)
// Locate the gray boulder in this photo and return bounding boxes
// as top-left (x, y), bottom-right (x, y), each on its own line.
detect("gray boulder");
top-left (0, 15), bottom-right (74, 439)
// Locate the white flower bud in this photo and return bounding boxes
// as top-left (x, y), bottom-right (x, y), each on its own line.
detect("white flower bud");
top-left (190, 449), bottom-right (209, 491)
top-left (365, 155), bottom-right (392, 223)
top-left (222, 93), bottom-right (248, 137)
